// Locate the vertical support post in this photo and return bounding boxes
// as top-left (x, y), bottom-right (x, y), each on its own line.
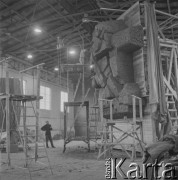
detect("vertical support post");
top-left (63, 104), bottom-right (67, 153)
top-left (23, 101), bottom-right (28, 167)
top-left (67, 70), bottom-right (69, 95)
top-left (110, 101), bottom-right (113, 121)
top-left (95, 108), bottom-right (98, 140)
top-left (99, 100), bottom-right (104, 133)
top-left (175, 48), bottom-right (178, 126)
top-left (59, 82), bottom-right (61, 134)
top-left (86, 101), bottom-right (90, 151)
top-left (5, 61), bottom-right (10, 166)
top-left (98, 99), bottom-right (104, 158)
top-left (82, 65), bottom-right (85, 101)
top-left (168, 49), bottom-right (174, 84)
top-left (139, 98), bottom-right (143, 142)
top-left (66, 47), bottom-right (69, 99)
top-left (132, 96), bottom-right (136, 161)
top-left (173, 48), bottom-right (178, 96)
top-left (110, 100), bottom-right (113, 142)
top-left (20, 73), bottom-right (23, 95)
top-left (100, 99), bottom-right (107, 158)
top-left (59, 67), bottom-right (61, 134)
top-left (35, 65), bottom-right (41, 161)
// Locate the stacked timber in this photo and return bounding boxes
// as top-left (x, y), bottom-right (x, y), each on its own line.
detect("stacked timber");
top-left (0, 78), bottom-right (22, 144)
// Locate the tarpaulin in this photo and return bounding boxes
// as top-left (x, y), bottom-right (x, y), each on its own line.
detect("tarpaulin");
top-left (145, 1), bottom-right (170, 139)
top-left (145, 1), bottom-right (167, 119)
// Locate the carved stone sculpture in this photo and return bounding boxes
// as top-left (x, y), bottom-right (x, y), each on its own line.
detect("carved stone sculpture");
top-left (90, 20), bottom-right (144, 118)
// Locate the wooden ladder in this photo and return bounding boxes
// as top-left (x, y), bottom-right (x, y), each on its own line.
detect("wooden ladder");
top-left (12, 100), bottom-right (53, 179)
top-left (166, 93), bottom-right (178, 134)
top-left (89, 106), bottom-right (99, 141)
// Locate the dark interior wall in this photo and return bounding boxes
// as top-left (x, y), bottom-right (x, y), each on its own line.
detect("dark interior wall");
top-left (74, 78), bottom-right (95, 136)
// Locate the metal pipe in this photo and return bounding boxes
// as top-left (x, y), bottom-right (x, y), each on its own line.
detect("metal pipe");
top-left (100, 7), bottom-right (125, 12)
top-left (20, 63), bottom-right (45, 73)
top-left (155, 9), bottom-right (178, 20)
top-left (141, 3), bottom-right (178, 20)
top-left (0, 59), bottom-right (6, 64)
top-left (98, 98), bottom-right (113, 102)
top-left (5, 62), bottom-right (10, 166)
top-left (61, 64), bottom-right (89, 66)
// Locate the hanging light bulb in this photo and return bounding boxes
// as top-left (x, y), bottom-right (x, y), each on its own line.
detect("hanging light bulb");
top-left (90, 64), bottom-right (94, 69)
top-left (27, 54), bottom-right (33, 59)
top-left (68, 48), bottom-right (76, 55)
top-left (34, 26), bottom-right (42, 34)
top-left (54, 67), bottom-right (59, 71)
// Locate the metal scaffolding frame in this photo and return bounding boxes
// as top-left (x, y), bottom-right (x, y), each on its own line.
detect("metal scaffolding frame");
top-left (0, 61), bottom-right (53, 173)
top-left (63, 101), bottom-right (90, 153)
top-left (97, 96), bottom-right (144, 161)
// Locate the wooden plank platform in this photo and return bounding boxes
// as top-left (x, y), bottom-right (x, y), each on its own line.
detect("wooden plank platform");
top-left (0, 93), bottom-right (43, 101)
top-left (105, 118), bottom-right (143, 124)
top-left (61, 63), bottom-right (90, 73)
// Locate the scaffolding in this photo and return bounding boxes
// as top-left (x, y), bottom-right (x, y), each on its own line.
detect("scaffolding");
top-left (0, 59), bottom-right (10, 166)
top-left (91, 2), bottom-right (178, 158)
top-left (97, 96), bottom-right (145, 161)
top-left (0, 61), bottom-right (53, 176)
top-left (159, 39), bottom-right (178, 134)
top-left (61, 63), bottom-right (88, 101)
top-left (63, 101), bottom-right (90, 152)
top-left (89, 105), bottom-right (100, 142)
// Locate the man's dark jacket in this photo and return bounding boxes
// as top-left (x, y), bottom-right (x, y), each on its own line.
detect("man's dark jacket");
top-left (41, 124), bottom-right (52, 136)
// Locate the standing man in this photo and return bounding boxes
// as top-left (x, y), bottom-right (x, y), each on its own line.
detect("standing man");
top-left (41, 121), bottom-right (55, 148)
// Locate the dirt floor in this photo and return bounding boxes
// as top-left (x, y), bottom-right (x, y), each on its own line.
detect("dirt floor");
top-left (0, 140), bottom-right (142, 180)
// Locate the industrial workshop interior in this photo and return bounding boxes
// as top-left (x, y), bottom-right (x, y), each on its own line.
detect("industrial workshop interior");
top-left (1, 0), bottom-right (178, 180)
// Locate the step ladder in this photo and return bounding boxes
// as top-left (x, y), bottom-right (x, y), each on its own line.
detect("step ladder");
top-left (11, 99), bottom-right (53, 179)
top-left (89, 88), bottom-right (101, 141)
top-left (165, 93), bottom-right (178, 134)
top-left (89, 105), bottom-right (100, 141)
top-left (93, 88), bottom-right (100, 106)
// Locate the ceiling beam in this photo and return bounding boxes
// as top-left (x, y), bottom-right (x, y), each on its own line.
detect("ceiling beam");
top-left (167, 0), bottom-right (174, 39)
top-left (6, 7), bottom-right (110, 30)
top-left (47, 0), bottom-right (91, 42)
top-left (5, 7), bottom-right (65, 30)
top-left (34, 40), bottom-right (91, 65)
top-left (5, 53), bottom-right (32, 66)
top-left (0, 0), bottom-right (26, 15)
top-left (3, 6), bottom-right (91, 53)
top-left (2, 33), bottom-right (55, 61)
top-left (1, 0), bottom-right (91, 54)
top-left (0, 0), bottom-right (58, 44)
top-left (4, 25), bottom-right (90, 54)
top-left (45, 0), bottom-right (71, 24)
